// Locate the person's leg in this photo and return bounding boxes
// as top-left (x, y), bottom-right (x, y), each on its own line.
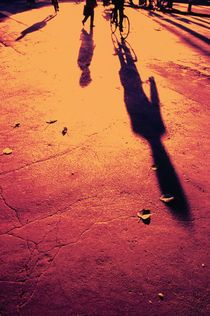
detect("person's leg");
top-left (82, 12), bottom-right (90, 25)
top-left (119, 8), bottom-right (123, 31)
top-left (56, 0), bottom-right (59, 10)
top-left (113, 7), bottom-right (117, 23)
top-left (90, 9), bottom-right (94, 27)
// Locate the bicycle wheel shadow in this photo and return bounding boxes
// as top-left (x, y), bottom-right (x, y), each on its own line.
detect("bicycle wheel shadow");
top-left (113, 37), bottom-right (191, 224)
top-left (77, 28), bottom-right (95, 87)
top-left (16, 14), bottom-right (56, 41)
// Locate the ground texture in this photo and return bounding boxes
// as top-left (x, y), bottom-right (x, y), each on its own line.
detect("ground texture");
top-left (0, 1), bottom-right (209, 315)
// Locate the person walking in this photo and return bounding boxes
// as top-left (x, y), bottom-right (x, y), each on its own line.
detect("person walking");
top-left (82, 0), bottom-right (97, 28)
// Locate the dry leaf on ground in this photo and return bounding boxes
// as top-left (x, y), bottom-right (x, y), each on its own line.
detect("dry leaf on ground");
top-left (158, 293), bottom-right (164, 300)
top-left (62, 127), bottom-right (68, 135)
top-left (137, 209), bottom-right (152, 224)
top-left (46, 120), bottom-right (57, 124)
top-left (3, 148), bottom-right (13, 155)
top-left (151, 164), bottom-right (158, 171)
top-left (160, 195), bottom-right (175, 203)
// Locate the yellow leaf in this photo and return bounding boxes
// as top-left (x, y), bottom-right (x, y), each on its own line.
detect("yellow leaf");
top-left (158, 293), bottom-right (164, 300)
top-left (160, 195), bottom-right (175, 203)
top-left (140, 214), bottom-right (151, 220)
top-left (3, 148), bottom-right (13, 155)
top-left (151, 164), bottom-right (158, 171)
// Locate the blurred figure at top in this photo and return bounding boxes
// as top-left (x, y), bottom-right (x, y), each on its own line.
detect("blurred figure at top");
top-left (82, 0), bottom-right (98, 28)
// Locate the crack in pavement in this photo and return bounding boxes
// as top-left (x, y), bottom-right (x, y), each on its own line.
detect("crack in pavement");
top-left (25, 215), bottom-right (137, 254)
top-left (0, 188), bottom-right (136, 236)
top-left (12, 194), bottom-right (98, 231)
top-left (0, 146), bottom-right (79, 176)
top-left (17, 246), bottom-right (61, 312)
top-left (1, 214), bottom-right (137, 312)
top-left (0, 185), bottom-right (23, 226)
top-left (0, 124), bottom-right (113, 177)
top-left (0, 193), bottom-right (100, 238)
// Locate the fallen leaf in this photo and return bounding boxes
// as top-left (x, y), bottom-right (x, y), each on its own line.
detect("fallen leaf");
top-left (46, 120), bottom-right (57, 124)
top-left (3, 147), bottom-right (13, 155)
top-left (158, 293), bottom-right (164, 300)
top-left (62, 127), bottom-right (68, 136)
top-left (160, 195), bottom-right (175, 203)
top-left (137, 209), bottom-right (152, 225)
top-left (151, 164), bottom-right (158, 171)
top-left (137, 212), bottom-right (151, 220)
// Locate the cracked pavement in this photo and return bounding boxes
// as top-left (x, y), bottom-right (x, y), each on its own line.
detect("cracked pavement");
top-left (0, 1), bottom-right (209, 315)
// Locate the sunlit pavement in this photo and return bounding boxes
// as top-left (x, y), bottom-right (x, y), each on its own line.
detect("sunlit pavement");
top-left (0, 1), bottom-right (209, 315)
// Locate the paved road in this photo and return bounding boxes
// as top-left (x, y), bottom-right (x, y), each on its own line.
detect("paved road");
top-left (0, 1), bottom-right (209, 315)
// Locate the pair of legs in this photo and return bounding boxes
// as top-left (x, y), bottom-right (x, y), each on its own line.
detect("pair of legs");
top-left (52, 0), bottom-right (59, 12)
top-left (82, 9), bottom-right (94, 27)
top-left (113, 7), bottom-right (123, 31)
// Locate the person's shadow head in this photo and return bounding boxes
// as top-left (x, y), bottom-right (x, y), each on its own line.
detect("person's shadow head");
top-left (115, 39), bottom-right (191, 223)
top-left (77, 28), bottom-right (95, 88)
top-left (16, 14), bottom-right (56, 41)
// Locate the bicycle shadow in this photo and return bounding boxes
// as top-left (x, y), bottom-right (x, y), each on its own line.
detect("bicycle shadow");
top-left (15, 14), bottom-right (56, 41)
top-left (114, 37), bottom-right (191, 223)
top-left (77, 28), bottom-right (95, 87)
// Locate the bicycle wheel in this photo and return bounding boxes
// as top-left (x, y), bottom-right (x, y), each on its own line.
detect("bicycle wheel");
top-left (110, 11), bottom-right (117, 34)
top-left (120, 15), bottom-right (130, 40)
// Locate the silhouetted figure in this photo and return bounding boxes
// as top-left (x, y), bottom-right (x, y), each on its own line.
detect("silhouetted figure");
top-left (77, 28), bottom-right (95, 87)
top-left (27, 0), bottom-right (35, 8)
top-left (112, 0), bottom-right (124, 32)
top-left (82, 0), bottom-right (97, 28)
top-left (51, 0), bottom-right (59, 13)
top-left (103, 0), bottom-right (110, 6)
top-left (166, 0), bottom-right (173, 9)
top-left (16, 15), bottom-right (55, 41)
top-left (115, 40), bottom-right (190, 222)
top-left (188, 0), bottom-right (193, 13)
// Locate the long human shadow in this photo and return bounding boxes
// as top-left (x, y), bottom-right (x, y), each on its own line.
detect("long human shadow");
top-left (77, 28), bottom-right (95, 87)
top-left (114, 38), bottom-right (191, 222)
top-left (15, 14), bottom-right (56, 41)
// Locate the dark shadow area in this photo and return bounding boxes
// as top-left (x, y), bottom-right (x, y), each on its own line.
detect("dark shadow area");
top-left (77, 28), bottom-right (95, 87)
top-left (162, 7), bottom-right (210, 18)
top-left (102, 7), bottom-right (112, 21)
top-left (150, 11), bottom-right (210, 44)
top-left (170, 12), bottom-right (210, 29)
top-left (0, 0), bottom-right (82, 20)
top-left (15, 14), bottom-right (55, 41)
top-left (149, 10), bottom-right (210, 56)
top-left (113, 36), bottom-right (191, 223)
top-left (191, 15), bottom-right (210, 24)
